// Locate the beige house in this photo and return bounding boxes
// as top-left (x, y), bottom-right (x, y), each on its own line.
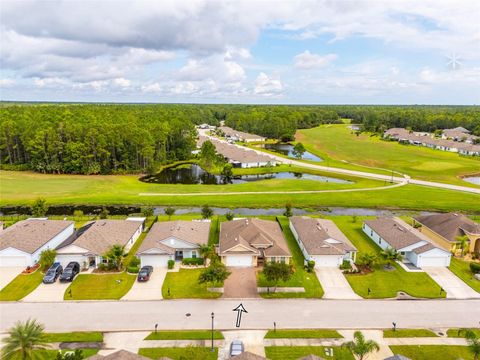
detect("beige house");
top-left (219, 218), bottom-right (291, 267)
top-left (414, 213), bottom-right (480, 254)
top-left (86, 350), bottom-right (151, 360)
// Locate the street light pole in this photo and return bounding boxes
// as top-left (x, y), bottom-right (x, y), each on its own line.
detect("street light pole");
top-left (211, 312), bottom-right (215, 352)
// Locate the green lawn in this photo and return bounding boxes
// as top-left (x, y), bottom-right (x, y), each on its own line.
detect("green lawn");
top-left (145, 330), bottom-right (224, 340)
top-left (43, 332), bottom-right (103, 343)
top-left (297, 124), bottom-right (480, 187)
top-left (330, 216), bottom-right (445, 299)
top-left (447, 328), bottom-right (480, 338)
top-left (257, 216), bottom-right (324, 298)
top-left (162, 269), bottom-right (222, 299)
top-left (139, 347), bottom-right (218, 360)
top-left (64, 272), bottom-right (136, 300)
top-left (0, 269), bottom-right (43, 301)
top-left (208, 215), bottom-right (221, 245)
top-left (449, 258), bottom-right (480, 293)
top-left (383, 329), bottom-right (438, 338)
top-left (265, 329), bottom-right (342, 339)
top-left (34, 349), bottom-right (99, 359)
top-left (389, 345), bottom-right (474, 360)
top-left (265, 346), bottom-right (354, 360)
top-left (2, 170), bottom-right (480, 213)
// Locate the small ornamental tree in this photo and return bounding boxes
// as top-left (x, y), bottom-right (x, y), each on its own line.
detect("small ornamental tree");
top-left (263, 261), bottom-right (294, 292)
top-left (31, 198), bottom-right (48, 217)
top-left (225, 211), bottom-right (235, 221)
top-left (283, 203), bottom-right (293, 217)
top-left (359, 252), bottom-right (378, 270)
top-left (104, 244), bottom-right (127, 271)
top-left (142, 206), bottom-right (154, 218)
top-left (39, 249), bottom-right (57, 271)
top-left (201, 204), bottom-right (214, 219)
top-left (99, 207), bottom-right (109, 219)
top-left (164, 207), bottom-right (176, 220)
top-left (198, 262), bottom-right (230, 287)
top-left (1, 319), bottom-right (49, 359)
top-left (292, 142), bottom-right (306, 159)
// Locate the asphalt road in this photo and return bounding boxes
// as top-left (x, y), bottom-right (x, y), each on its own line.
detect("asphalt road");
top-left (1, 299), bottom-right (478, 332)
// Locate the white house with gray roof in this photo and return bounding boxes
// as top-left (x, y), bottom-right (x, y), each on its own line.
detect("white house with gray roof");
top-left (0, 219), bottom-right (74, 267)
top-left (290, 216), bottom-right (357, 267)
top-left (363, 217), bottom-right (451, 267)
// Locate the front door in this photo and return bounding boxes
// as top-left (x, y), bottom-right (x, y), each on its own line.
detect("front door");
top-left (175, 250), bottom-right (183, 261)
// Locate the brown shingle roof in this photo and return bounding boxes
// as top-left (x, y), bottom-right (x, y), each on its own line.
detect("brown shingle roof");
top-left (414, 213), bottom-right (480, 243)
top-left (364, 217), bottom-right (424, 250)
top-left (58, 220), bottom-right (141, 255)
top-left (290, 217), bottom-right (356, 256)
top-left (137, 220), bottom-right (210, 255)
top-left (0, 219), bottom-right (74, 254)
top-left (219, 219), bottom-right (291, 257)
top-left (412, 243), bottom-right (436, 254)
top-left (220, 126), bottom-right (265, 141)
top-left (230, 351), bottom-right (267, 360)
top-left (85, 350), bottom-right (151, 360)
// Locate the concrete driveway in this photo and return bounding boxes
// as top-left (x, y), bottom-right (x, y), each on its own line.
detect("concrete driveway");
top-left (0, 267), bottom-right (22, 290)
top-left (218, 330), bottom-right (267, 360)
top-left (223, 268), bottom-right (259, 298)
top-left (22, 280), bottom-right (70, 302)
top-left (121, 268), bottom-right (167, 301)
top-left (315, 267), bottom-right (361, 299)
top-left (423, 267), bottom-right (480, 299)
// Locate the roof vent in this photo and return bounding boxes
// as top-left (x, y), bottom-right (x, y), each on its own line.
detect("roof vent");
top-left (235, 237), bottom-right (238, 242)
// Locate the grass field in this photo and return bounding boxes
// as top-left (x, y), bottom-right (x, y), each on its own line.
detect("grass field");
top-left (383, 329), bottom-right (438, 338)
top-left (330, 216), bottom-right (445, 299)
top-left (43, 332), bottom-right (103, 343)
top-left (0, 269), bottom-right (43, 301)
top-left (447, 328), bottom-right (480, 338)
top-left (2, 170), bottom-right (480, 213)
top-left (162, 269), bottom-right (223, 299)
top-left (296, 124), bottom-right (480, 187)
top-left (449, 258), bottom-right (480, 293)
top-left (389, 345), bottom-right (474, 360)
top-left (139, 347), bottom-right (218, 360)
top-left (145, 330), bottom-right (224, 340)
top-left (64, 272), bottom-right (136, 300)
top-left (265, 346), bottom-right (354, 360)
top-left (257, 216), bottom-right (324, 298)
top-left (264, 329), bottom-right (343, 339)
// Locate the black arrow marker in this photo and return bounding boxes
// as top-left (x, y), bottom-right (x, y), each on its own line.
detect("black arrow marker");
top-left (233, 303), bottom-right (248, 327)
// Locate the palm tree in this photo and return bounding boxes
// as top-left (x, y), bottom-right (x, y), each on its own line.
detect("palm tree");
top-left (380, 247), bottom-right (403, 269)
top-left (359, 252), bottom-right (378, 270)
top-left (1, 319), bottom-right (49, 360)
top-left (342, 331), bottom-right (380, 360)
top-left (456, 235), bottom-right (470, 257)
top-left (459, 329), bottom-right (480, 360)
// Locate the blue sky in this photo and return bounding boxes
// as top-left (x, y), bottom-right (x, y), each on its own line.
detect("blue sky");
top-left (1, 0), bottom-right (479, 104)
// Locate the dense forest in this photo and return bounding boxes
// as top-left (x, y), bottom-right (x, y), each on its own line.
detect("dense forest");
top-left (1, 103), bottom-right (479, 174)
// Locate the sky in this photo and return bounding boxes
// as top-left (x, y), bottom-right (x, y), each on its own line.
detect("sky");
top-left (0, 0), bottom-right (479, 104)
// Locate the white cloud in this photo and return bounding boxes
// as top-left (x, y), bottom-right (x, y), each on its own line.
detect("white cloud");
top-left (0, 79), bottom-right (15, 87)
top-left (113, 78), bottom-right (131, 88)
top-left (294, 51), bottom-right (337, 70)
top-left (254, 72), bottom-right (283, 96)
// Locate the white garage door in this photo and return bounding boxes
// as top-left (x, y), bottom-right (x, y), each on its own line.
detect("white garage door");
top-left (56, 255), bottom-right (86, 268)
top-left (225, 255), bottom-right (253, 267)
top-left (312, 255), bottom-right (343, 267)
top-left (140, 255), bottom-right (170, 267)
top-left (0, 256), bottom-right (29, 267)
top-left (418, 256), bottom-right (450, 267)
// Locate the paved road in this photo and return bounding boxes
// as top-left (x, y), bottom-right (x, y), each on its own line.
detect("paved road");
top-left (1, 299), bottom-right (478, 332)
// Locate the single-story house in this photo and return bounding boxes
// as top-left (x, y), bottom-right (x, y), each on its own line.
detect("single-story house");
top-left (219, 218), bottom-right (291, 267)
top-left (56, 219), bottom-right (143, 268)
top-left (414, 213), bottom-right (480, 254)
top-left (0, 219), bottom-right (74, 267)
top-left (86, 350), bottom-right (151, 360)
top-left (219, 126), bottom-right (266, 142)
top-left (136, 220), bottom-right (210, 267)
top-left (363, 217), bottom-right (451, 267)
top-left (289, 216), bottom-right (357, 267)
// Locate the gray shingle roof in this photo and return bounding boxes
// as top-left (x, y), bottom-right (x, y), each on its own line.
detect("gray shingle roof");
top-left (414, 213), bottom-right (480, 243)
top-left (220, 126), bottom-right (265, 141)
top-left (230, 351), bottom-right (267, 360)
top-left (290, 217), bottom-right (356, 256)
top-left (0, 219), bottom-right (74, 254)
top-left (364, 217), bottom-right (424, 250)
top-left (85, 350), bottom-right (151, 360)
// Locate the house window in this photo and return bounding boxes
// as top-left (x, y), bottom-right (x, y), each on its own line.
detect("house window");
top-left (379, 238), bottom-right (382, 244)
top-left (192, 251), bottom-right (197, 258)
top-left (280, 257), bottom-right (286, 263)
top-left (400, 251), bottom-right (405, 256)
top-left (370, 230), bottom-right (373, 236)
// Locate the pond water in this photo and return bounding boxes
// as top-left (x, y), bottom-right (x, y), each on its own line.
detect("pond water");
top-left (463, 176), bottom-right (480, 185)
top-left (263, 143), bottom-right (323, 162)
top-left (140, 163), bottom-right (351, 185)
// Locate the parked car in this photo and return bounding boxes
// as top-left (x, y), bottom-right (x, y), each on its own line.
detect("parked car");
top-left (137, 266), bottom-right (153, 282)
top-left (43, 262), bottom-right (63, 284)
top-left (59, 262), bottom-right (80, 282)
top-left (229, 340), bottom-right (244, 357)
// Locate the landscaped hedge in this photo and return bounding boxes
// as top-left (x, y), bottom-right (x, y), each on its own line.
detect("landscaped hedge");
top-left (470, 262), bottom-right (480, 274)
top-left (168, 260), bottom-right (175, 269)
top-left (181, 258), bottom-right (204, 266)
top-left (127, 266), bottom-right (139, 273)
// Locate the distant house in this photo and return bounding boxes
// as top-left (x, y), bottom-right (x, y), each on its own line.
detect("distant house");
top-left (414, 213), bottom-right (480, 254)
top-left (363, 217), bottom-right (451, 267)
top-left (136, 220), bottom-right (210, 267)
top-left (229, 352), bottom-right (267, 360)
top-left (56, 219), bottom-right (144, 268)
top-left (0, 219), bottom-right (74, 267)
top-left (219, 218), bottom-right (291, 267)
top-left (289, 216), bottom-right (357, 267)
top-left (219, 126), bottom-right (266, 142)
top-left (86, 350), bottom-right (151, 360)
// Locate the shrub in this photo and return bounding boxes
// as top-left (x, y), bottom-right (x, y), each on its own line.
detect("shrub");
top-left (168, 260), bottom-right (175, 269)
top-left (97, 263), bottom-right (106, 271)
top-left (182, 258), bottom-right (205, 266)
top-left (129, 257), bottom-right (140, 268)
top-left (305, 260), bottom-right (315, 272)
top-left (470, 262), bottom-right (480, 274)
top-left (340, 260), bottom-right (352, 270)
top-left (127, 266), bottom-right (139, 273)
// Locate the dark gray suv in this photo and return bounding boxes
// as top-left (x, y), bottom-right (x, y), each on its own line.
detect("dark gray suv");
top-left (59, 262), bottom-right (80, 282)
top-left (43, 262), bottom-right (63, 284)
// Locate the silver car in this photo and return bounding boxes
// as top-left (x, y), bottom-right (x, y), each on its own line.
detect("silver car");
top-left (229, 340), bottom-right (244, 356)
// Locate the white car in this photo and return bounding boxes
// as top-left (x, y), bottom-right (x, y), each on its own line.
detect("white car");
top-left (229, 340), bottom-right (244, 356)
